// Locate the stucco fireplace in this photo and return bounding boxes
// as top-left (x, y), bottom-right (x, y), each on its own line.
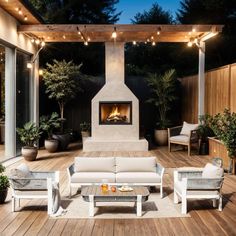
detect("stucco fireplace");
top-left (83, 42), bottom-right (148, 151)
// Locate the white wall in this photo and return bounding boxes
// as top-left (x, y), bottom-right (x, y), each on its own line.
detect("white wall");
top-left (0, 7), bottom-right (36, 54)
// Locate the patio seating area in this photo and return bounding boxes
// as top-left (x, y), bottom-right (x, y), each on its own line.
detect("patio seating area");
top-left (1, 144), bottom-right (235, 235)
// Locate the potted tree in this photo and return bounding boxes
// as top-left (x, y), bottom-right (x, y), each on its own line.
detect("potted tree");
top-left (146, 69), bottom-right (178, 145)
top-left (0, 164), bottom-right (9, 204)
top-left (40, 112), bottom-right (61, 153)
top-left (197, 114), bottom-right (215, 155)
top-left (209, 109), bottom-right (236, 173)
top-left (80, 122), bottom-right (91, 142)
top-left (16, 121), bottom-right (41, 161)
top-left (42, 60), bottom-right (83, 150)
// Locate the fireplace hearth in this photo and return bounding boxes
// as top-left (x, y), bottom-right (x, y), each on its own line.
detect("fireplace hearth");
top-left (99, 102), bottom-right (132, 125)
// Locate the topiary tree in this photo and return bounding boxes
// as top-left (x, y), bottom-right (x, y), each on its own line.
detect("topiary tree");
top-left (42, 60), bottom-right (83, 131)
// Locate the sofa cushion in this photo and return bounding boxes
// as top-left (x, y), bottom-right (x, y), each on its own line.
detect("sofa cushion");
top-left (116, 157), bottom-right (156, 173)
top-left (180, 121), bottom-right (198, 136)
top-left (74, 157), bottom-right (115, 173)
top-left (169, 135), bottom-right (189, 143)
top-left (71, 172), bottom-right (115, 183)
top-left (202, 163), bottom-right (224, 178)
top-left (116, 172), bottom-right (161, 183)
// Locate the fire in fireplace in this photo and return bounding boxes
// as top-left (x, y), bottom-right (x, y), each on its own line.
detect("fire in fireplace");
top-left (99, 102), bottom-right (132, 125)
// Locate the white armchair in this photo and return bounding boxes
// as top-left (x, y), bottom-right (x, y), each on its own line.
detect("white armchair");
top-left (9, 165), bottom-right (59, 215)
top-left (174, 162), bottom-right (224, 214)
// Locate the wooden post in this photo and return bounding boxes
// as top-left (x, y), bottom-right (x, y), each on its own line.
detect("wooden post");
top-left (198, 41), bottom-right (205, 119)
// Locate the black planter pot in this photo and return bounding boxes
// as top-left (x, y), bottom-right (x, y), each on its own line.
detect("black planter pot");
top-left (52, 133), bottom-right (71, 151)
top-left (0, 189), bottom-right (8, 204)
top-left (199, 141), bottom-right (209, 155)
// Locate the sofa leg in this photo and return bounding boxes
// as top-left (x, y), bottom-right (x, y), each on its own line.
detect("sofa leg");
top-left (188, 145), bottom-right (191, 156)
top-left (160, 185), bottom-right (163, 198)
top-left (218, 196), bottom-right (222, 211)
top-left (12, 197), bottom-right (15, 212)
top-left (174, 190), bottom-right (179, 204)
top-left (69, 186), bottom-right (72, 198)
top-left (181, 197), bottom-right (187, 214)
top-left (168, 142), bottom-right (171, 152)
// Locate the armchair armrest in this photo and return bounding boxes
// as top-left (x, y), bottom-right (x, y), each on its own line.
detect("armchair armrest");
top-left (186, 177), bottom-right (224, 190)
top-left (168, 126), bottom-right (182, 137)
top-left (32, 171), bottom-right (59, 182)
top-left (156, 163), bottom-right (165, 178)
top-left (177, 170), bottom-right (203, 180)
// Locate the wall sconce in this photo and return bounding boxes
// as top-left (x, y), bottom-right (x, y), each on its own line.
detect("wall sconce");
top-left (27, 62), bottom-right (32, 69)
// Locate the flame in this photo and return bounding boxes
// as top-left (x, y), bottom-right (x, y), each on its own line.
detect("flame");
top-left (108, 106), bottom-right (120, 119)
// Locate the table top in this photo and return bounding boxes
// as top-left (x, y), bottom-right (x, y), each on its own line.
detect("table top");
top-left (81, 186), bottom-right (150, 198)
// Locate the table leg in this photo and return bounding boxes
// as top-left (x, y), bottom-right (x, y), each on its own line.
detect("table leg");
top-left (89, 195), bottom-right (94, 217)
top-left (137, 195), bottom-right (142, 217)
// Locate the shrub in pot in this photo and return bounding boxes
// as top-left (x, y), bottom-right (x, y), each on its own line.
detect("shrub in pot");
top-left (146, 69), bottom-right (178, 146)
top-left (40, 112), bottom-right (60, 153)
top-left (42, 60), bottom-right (84, 150)
top-left (80, 122), bottom-right (91, 142)
top-left (209, 109), bottom-right (236, 173)
top-left (16, 122), bottom-right (41, 161)
top-left (0, 164), bottom-right (9, 204)
top-left (197, 114), bottom-right (215, 155)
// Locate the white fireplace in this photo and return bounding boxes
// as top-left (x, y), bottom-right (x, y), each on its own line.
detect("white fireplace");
top-left (83, 42), bottom-right (148, 151)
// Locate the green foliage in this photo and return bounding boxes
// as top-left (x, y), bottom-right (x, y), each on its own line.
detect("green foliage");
top-left (197, 114), bottom-right (215, 141)
top-left (80, 122), bottom-right (91, 132)
top-left (42, 60), bottom-right (83, 119)
top-left (40, 112), bottom-right (60, 139)
top-left (209, 109), bottom-right (236, 158)
top-left (146, 69), bottom-right (178, 129)
top-left (132, 3), bottom-right (173, 24)
top-left (0, 164), bottom-right (9, 190)
top-left (16, 122), bottom-right (42, 147)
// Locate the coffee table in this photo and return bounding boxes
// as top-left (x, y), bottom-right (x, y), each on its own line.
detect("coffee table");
top-left (81, 186), bottom-right (150, 217)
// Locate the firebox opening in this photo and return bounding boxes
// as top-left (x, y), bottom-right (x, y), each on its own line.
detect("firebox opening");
top-left (99, 102), bottom-right (132, 125)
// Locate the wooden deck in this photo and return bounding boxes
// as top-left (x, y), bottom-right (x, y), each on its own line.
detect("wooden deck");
top-left (1, 143), bottom-right (236, 236)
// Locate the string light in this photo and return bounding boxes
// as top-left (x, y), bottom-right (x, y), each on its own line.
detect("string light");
top-left (111, 27), bottom-right (117, 39)
top-left (157, 27), bottom-right (161, 35)
top-left (39, 69), bottom-right (43, 76)
top-left (152, 41), bottom-right (156, 46)
top-left (35, 39), bottom-right (40, 44)
top-left (84, 41), bottom-right (88, 46)
top-left (133, 41), bottom-right (136, 45)
top-left (24, 15), bottom-right (28, 21)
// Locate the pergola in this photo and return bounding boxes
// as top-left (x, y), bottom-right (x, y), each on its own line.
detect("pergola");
top-left (18, 23), bottom-right (223, 118)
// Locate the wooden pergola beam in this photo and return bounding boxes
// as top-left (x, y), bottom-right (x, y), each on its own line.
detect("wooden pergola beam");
top-left (18, 24), bottom-right (223, 43)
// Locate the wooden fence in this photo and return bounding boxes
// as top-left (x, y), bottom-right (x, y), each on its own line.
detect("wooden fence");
top-left (181, 63), bottom-right (236, 123)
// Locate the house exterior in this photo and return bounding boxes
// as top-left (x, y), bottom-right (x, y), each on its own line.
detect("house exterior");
top-left (0, 1), bottom-right (41, 160)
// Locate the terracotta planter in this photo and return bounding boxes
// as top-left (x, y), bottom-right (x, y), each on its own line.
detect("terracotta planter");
top-left (81, 131), bottom-right (90, 142)
top-left (0, 189), bottom-right (8, 204)
top-left (52, 133), bottom-right (70, 151)
top-left (22, 147), bottom-right (38, 161)
top-left (154, 129), bottom-right (168, 146)
top-left (45, 139), bottom-right (59, 153)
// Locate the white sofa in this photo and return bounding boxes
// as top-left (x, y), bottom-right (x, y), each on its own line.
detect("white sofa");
top-left (67, 157), bottom-right (165, 198)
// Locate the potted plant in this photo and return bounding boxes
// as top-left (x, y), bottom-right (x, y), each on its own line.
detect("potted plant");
top-left (197, 114), bottom-right (215, 155)
top-left (40, 112), bottom-right (61, 153)
top-left (146, 69), bottom-right (178, 145)
top-left (209, 109), bottom-right (236, 173)
top-left (42, 60), bottom-right (83, 150)
top-left (16, 121), bottom-right (41, 161)
top-left (0, 164), bottom-right (9, 204)
top-left (80, 122), bottom-right (91, 142)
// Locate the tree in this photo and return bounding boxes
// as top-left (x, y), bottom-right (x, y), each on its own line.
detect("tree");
top-left (42, 60), bottom-right (83, 121)
top-left (132, 3), bottom-right (173, 24)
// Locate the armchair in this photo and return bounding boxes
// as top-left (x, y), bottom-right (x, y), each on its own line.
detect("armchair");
top-left (173, 162), bottom-right (224, 214)
top-left (168, 123), bottom-right (199, 156)
top-left (9, 169), bottom-right (59, 215)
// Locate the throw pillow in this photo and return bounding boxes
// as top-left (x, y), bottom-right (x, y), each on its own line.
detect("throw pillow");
top-left (180, 121), bottom-right (199, 136)
top-left (202, 163), bottom-right (224, 178)
top-left (10, 163), bottom-right (32, 187)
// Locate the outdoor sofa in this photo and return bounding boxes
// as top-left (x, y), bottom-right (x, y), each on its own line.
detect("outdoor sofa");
top-left (67, 157), bottom-right (165, 198)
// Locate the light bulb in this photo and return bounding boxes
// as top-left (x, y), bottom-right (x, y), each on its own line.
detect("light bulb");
top-left (84, 41), bottom-right (88, 46)
top-left (187, 41), bottom-right (193, 47)
top-left (152, 41), bottom-right (156, 46)
top-left (24, 15), bottom-right (28, 21)
top-left (27, 62), bottom-right (32, 69)
top-left (112, 27), bottom-right (117, 39)
top-left (39, 69), bottom-right (43, 76)
top-left (133, 41), bottom-right (136, 45)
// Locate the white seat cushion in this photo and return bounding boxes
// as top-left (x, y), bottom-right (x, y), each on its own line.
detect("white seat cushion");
top-left (180, 121), bottom-right (198, 136)
top-left (116, 157), bottom-right (156, 173)
top-left (202, 163), bottom-right (224, 178)
top-left (170, 135), bottom-right (189, 143)
top-left (74, 157), bottom-right (115, 173)
top-left (71, 172), bottom-right (115, 183)
top-left (116, 172), bottom-right (161, 183)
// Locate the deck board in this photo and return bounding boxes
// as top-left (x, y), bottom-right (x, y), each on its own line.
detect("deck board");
top-left (2, 143), bottom-right (236, 236)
